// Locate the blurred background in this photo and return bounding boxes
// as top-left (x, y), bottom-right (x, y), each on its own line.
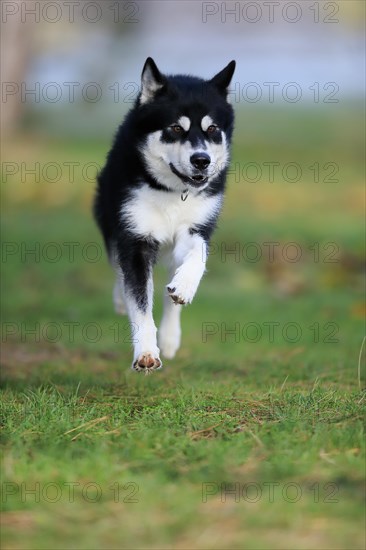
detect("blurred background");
top-left (2, 0), bottom-right (364, 317)
top-left (2, 0), bottom-right (365, 137)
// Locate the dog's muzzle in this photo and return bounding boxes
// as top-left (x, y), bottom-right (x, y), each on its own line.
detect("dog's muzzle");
top-left (169, 153), bottom-right (211, 187)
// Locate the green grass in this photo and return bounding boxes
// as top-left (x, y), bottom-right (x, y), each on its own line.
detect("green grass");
top-left (1, 107), bottom-right (365, 549)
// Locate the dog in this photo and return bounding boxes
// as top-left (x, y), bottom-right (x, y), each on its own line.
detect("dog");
top-left (94, 57), bottom-right (236, 373)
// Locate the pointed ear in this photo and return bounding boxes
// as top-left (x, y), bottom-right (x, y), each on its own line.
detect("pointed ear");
top-left (210, 60), bottom-right (236, 96)
top-left (140, 57), bottom-right (166, 105)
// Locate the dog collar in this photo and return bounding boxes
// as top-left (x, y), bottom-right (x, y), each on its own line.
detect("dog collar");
top-left (181, 189), bottom-right (189, 201)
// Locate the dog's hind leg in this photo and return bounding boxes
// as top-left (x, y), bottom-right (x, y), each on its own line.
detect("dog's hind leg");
top-left (113, 268), bottom-right (127, 315)
top-left (109, 247), bottom-right (127, 315)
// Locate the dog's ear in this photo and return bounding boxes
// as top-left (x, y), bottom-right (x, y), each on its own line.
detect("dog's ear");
top-left (140, 57), bottom-right (166, 105)
top-left (210, 60), bottom-right (236, 97)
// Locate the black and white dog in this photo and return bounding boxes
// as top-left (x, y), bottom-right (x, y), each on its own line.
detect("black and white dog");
top-left (94, 58), bottom-right (235, 373)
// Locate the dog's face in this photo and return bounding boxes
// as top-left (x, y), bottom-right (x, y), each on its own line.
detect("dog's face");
top-left (137, 58), bottom-right (236, 192)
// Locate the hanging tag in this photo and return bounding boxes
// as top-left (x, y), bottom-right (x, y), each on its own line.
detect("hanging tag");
top-left (181, 189), bottom-right (189, 201)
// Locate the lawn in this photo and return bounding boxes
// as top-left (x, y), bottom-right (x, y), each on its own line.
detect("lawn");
top-left (1, 105), bottom-right (365, 549)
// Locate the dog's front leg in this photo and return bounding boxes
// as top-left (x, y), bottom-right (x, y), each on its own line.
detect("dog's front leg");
top-left (167, 229), bottom-right (207, 306)
top-left (158, 264), bottom-right (182, 359)
top-left (117, 238), bottom-right (161, 372)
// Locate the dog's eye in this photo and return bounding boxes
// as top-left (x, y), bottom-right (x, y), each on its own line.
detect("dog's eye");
top-left (207, 125), bottom-right (218, 134)
top-left (171, 125), bottom-right (183, 134)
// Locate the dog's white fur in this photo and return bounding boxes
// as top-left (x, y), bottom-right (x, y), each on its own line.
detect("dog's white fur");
top-left (118, 183), bottom-right (223, 364)
top-left (116, 115), bottom-right (228, 368)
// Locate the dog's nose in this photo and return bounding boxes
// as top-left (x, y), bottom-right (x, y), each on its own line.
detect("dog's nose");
top-left (190, 152), bottom-right (211, 170)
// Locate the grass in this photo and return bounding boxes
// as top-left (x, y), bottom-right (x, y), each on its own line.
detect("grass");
top-left (1, 106), bottom-right (365, 549)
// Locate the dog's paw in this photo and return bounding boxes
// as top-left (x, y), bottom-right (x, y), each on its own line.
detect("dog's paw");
top-left (167, 279), bottom-right (198, 306)
top-left (167, 286), bottom-right (186, 305)
top-left (132, 353), bottom-right (162, 374)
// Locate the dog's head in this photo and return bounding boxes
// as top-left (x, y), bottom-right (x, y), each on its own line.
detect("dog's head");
top-left (137, 58), bottom-right (236, 193)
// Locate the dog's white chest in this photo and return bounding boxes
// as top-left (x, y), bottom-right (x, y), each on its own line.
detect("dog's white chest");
top-left (122, 186), bottom-right (221, 242)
